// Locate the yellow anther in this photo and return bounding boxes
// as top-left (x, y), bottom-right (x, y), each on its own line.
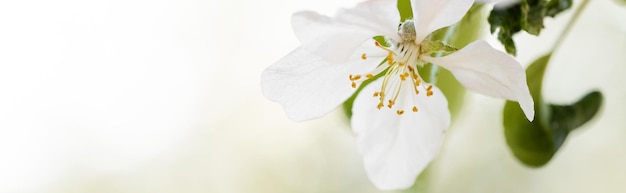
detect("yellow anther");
top-left (412, 74), bottom-right (418, 79)
top-left (397, 110), bottom-right (405, 115)
top-left (412, 106), bottom-right (418, 112)
top-left (351, 74), bottom-right (362, 81)
top-left (366, 73), bottom-right (374, 79)
top-left (377, 102), bottom-right (384, 109)
top-left (379, 92), bottom-right (385, 97)
top-left (361, 53), bottom-right (367, 60)
top-left (427, 85), bottom-right (433, 91)
top-left (386, 52), bottom-right (394, 65)
top-left (408, 66), bottom-right (414, 71)
top-left (373, 92), bottom-right (379, 97)
top-left (427, 90), bottom-right (434, 97)
top-left (387, 100), bottom-right (395, 108)
top-left (416, 79), bottom-right (421, 86)
top-left (400, 74), bottom-right (407, 81)
top-left (351, 82), bottom-right (357, 88)
top-left (398, 62), bottom-right (405, 66)
top-left (415, 89), bottom-right (419, 95)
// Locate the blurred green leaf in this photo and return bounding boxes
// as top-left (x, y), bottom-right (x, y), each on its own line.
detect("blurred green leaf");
top-left (488, 0), bottom-right (573, 55)
top-left (503, 54), bottom-right (603, 167)
top-left (521, 0), bottom-right (546, 35)
top-left (503, 54), bottom-right (552, 166)
top-left (549, 91), bottom-right (603, 133)
top-left (546, 0), bottom-right (573, 17)
top-left (398, 0), bottom-right (413, 22)
top-left (488, 4), bottom-right (522, 55)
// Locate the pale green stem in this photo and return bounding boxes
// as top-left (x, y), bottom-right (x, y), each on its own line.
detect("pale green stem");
top-left (552, 0), bottom-right (590, 50)
top-left (430, 23), bottom-right (458, 85)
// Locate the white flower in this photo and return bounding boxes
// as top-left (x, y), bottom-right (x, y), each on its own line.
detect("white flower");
top-left (262, 0), bottom-right (534, 190)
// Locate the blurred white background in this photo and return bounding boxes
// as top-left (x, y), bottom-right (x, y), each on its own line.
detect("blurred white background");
top-left (0, 0), bottom-right (624, 192)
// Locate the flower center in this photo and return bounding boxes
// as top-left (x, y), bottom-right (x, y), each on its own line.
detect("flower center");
top-left (350, 20), bottom-right (435, 116)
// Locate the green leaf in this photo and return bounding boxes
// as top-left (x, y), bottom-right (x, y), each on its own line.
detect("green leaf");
top-left (397, 0), bottom-right (413, 22)
top-left (546, 0), bottom-right (573, 17)
top-left (488, 0), bottom-right (574, 55)
top-left (503, 54), bottom-right (604, 167)
top-left (521, 0), bottom-right (546, 35)
top-left (488, 4), bottom-right (522, 55)
top-left (549, 91), bottom-right (603, 133)
top-left (503, 54), bottom-right (552, 166)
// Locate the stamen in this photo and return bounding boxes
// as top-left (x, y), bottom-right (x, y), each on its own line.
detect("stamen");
top-left (368, 32), bottom-right (430, 113)
top-left (374, 42), bottom-right (397, 54)
top-left (386, 52), bottom-right (394, 65)
top-left (377, 102), bottom-right (384, 110)
top-left (351, 82), bottom-right (357, 88)
top-left (426, 85), bottom-right (434, 96)
top-left (350, 74), bottom-right (362, 81)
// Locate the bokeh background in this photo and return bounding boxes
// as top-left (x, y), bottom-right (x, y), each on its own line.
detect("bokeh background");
top-left (0, 0), bottom-right (624, 192)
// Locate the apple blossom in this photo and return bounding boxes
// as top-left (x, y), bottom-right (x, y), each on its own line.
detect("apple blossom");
top-left (262, 0), bottom-right (534, 190)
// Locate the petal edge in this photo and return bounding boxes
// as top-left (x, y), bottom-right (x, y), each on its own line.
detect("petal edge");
top-left (423, 40), bottom-right (535, 120)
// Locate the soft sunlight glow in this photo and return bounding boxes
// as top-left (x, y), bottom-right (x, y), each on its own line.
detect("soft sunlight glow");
top-left (0, 0), bottom-right (624, 192)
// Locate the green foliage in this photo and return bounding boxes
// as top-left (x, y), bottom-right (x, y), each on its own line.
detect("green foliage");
top-left (488, 0), bottom-right (572, 55)
top-left (549, 91), bottom-right (603, 134)
top-left (546, 0), bottom-right (573, 16)
top-left (488, 5), bottom-right (522, 55)
top-left (397, 0), bottom-right (413, 21)
top-left (503, 54), bottom-right (603, 167)
top-left (521, 0), bottom-right (546, 35)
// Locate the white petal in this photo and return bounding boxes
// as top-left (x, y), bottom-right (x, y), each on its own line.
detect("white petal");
top-left (262, 44), bottom-right (385, 121)
top-left (335, 0), bottom-right (401, 40)
top-left (351, 80), bottom-right (450, 190)
top-left (292, 0), bottom-right (400, 63)
top-left (411, 0), bottom-right (474, 43)
top-left (423, 40), bottom-right (535, 120)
